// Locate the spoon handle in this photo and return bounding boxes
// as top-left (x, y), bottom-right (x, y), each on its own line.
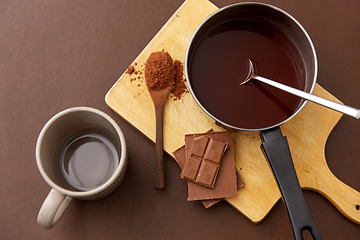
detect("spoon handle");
top-left (154, 104), bottom-right (165, 189)
top-left (254, 75), bottom-right (360, 119)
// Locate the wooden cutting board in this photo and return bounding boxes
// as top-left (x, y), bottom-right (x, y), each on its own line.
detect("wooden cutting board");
top-left (105, 0), bottom-right (360, 224)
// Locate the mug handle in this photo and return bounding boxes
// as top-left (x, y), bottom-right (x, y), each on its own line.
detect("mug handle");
top-left (37, 188), bottom-right (72, 229)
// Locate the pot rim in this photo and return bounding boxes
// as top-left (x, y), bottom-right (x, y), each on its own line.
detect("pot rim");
top-left (185, 2), bottom-right (318, 131)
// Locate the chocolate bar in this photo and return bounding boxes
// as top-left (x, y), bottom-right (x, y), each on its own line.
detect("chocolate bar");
top-left (173, 144), bottom-right (244, 208)
top-left (201, 171), bottom-right (244, 208)
top-left (181, 136), bottom-right (227, 188)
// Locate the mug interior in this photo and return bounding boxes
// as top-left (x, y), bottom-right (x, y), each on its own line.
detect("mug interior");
top-left (36, 107), bottom-right (125, 197)
top-left (185, 2), bottom-right (317, 131)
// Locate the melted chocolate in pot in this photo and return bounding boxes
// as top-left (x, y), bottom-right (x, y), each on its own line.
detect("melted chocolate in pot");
top-left (189, 19), bottom-right (306, 129)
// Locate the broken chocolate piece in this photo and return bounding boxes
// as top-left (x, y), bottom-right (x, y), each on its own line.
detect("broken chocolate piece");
top-left (201, 171), bottom-right (245, 208)
top-left (196, 160), bottom-right (219, 188)
top-left (173, 131), bottom-right (243, 208)
top-left (181, 156), bottom-right (202, 181)
top-left (173, 145), bottom-right (222, 207)
top-left (181, 136), bottom-right (227, 188)
top-left (204, 138), bottom-right (227, 164)
top-left (186, 131), bottom-right (237, 201)
top-left (202, 199), bottom-right (222, 209)
top-left (191, 136), bottom-right (209, 157)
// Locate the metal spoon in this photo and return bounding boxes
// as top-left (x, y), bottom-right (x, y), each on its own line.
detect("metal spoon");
top-left (241, 59), bottom-right (360, 119)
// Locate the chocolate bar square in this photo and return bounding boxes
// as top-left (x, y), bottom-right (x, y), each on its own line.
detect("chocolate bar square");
top-left (180, 132), bottom-right (231, 189)
top-left (180, 156), bottom-right (202, 181)
top-left (196, 161), bottom-right (219, 188)
top-left (203, 138), bottom-right (227, 164)
top-left (185, 131), bottom-right (237, 200)
top-left (191, 136), bottom-right (210, 158)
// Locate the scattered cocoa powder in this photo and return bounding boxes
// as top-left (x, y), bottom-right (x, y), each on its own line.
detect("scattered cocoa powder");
top-left (145, 51), bottom-right (174, 91)
top-left (125, 51), bottom-right (189, 100)
top-left (171, 60), bottom-right (189, 100)
top-left (126, 66), bottom-right (135, 74)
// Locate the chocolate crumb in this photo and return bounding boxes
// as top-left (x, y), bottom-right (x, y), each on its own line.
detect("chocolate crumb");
top-left (126, 66), bottom-right (135, 75)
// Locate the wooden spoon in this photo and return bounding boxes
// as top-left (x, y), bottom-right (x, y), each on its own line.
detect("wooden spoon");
top-left (148, 87), bottom-right (172, 189)
top-left (145, 51), bottom-right (175, 189)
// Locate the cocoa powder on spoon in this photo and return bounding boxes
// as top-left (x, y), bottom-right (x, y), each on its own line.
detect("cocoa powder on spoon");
top-left (126, 52), bottom-right (189, 101)
top-left (145, 51), bottom-right (174, 91)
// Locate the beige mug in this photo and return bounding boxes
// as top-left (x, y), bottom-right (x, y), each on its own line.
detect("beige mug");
top-left (36, 107), bottom-right (127, 229)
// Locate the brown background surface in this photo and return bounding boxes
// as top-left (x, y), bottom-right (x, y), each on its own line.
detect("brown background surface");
top-left (1, 0), bottom-right (359, 239)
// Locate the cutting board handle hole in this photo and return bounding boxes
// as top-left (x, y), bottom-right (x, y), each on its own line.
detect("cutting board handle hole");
top-left (356, 205), bottom-right (360, 211)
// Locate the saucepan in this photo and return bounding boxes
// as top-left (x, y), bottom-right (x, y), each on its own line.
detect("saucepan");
top-left (185, 2), bottom-right (322, 240)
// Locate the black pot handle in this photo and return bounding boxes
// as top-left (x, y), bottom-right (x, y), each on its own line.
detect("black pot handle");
top-left (260, 126), bottom-right (322, 240)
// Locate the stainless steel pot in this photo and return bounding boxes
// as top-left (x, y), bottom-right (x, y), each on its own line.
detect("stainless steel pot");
top-left (185, 3), bottom-right (322, 240)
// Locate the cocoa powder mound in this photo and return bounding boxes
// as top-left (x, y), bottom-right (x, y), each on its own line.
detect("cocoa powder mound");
top-left (145, 51), bottom-right (174, 91)
top-left (171, 60), bottom-right (189, 100)
top-left (126, 51), bottom-right (189, 100)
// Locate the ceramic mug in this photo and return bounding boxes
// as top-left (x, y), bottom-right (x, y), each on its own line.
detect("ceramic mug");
top-left (36, 107), bottom-right (127, 229)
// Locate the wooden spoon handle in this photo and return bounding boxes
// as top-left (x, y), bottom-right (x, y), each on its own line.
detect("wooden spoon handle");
top-left (154, 104), bottom-right (165, 189)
